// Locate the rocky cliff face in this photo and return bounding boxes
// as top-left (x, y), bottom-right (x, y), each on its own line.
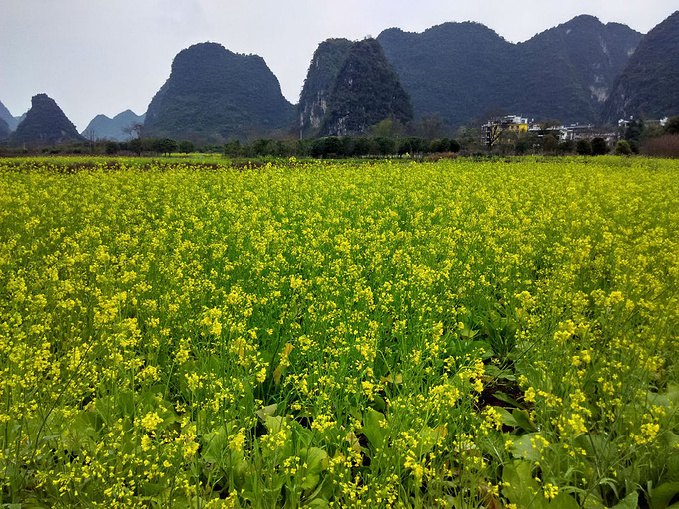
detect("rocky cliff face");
top-left (319, 38), bottom-right (413, 136)
top-left (10, 94), bottom-right (84, 145)
top-left (298, 38), bottom-right (353, 137)
top-left (144, 42), bottom-right (295, 143)
top-left (602, 11), bottom-right (679, 122)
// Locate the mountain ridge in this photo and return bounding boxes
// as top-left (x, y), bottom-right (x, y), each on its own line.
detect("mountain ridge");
top-left (82, 110), bottom-right (145, 142)
top-left (601, 11), bottom-right (679, 122)
top-left (144, 42), bottom-right (295, 143)
top-left (377, 15), bottom-right (643, 127)
top-left (10, 94), bottom-right (84, 146)
top-left (319, 38), bottom-right (413, 136)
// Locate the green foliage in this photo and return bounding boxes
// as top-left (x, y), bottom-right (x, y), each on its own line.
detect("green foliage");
top-left (615, 139), bottom-right (633, 155)
top-left (104, 141), bottom-right (119, 155)
top-left (310, 136), bottom-right (343, 158)
top-left (156, 138), bottom-right (179, 156)
top-left (370, 118), bottom-right (406, 139)
top-left (223, 139), bottom-right (243, 157)
top-left (227, 134), bottom-right (461, 159)
top-left (625, 119), bottom-right (644, 142)
top-left (178, 140), bottom-right (194, 154)
top-left (591, 137), bottom-right (609, 155)
top-left (577, 138), bottom-right (593, 155)
top-left (666, 116), bottom-right (679, 135)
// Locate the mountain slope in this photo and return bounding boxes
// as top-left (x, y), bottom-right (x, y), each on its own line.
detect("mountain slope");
top-left (144, 42), bottom-right (295, 142)
top-left (378, 22), bottom-right (514, 128)
top-left (10, 94), bottom-right (84, 145)
top-left (377, 16), bottom-right (642, 126)
top-left (0, 117), bottom-right (10, 141)
top-left (319, 38), bottom-right (413, 136)
top-left (602, 11), bottom-right (679, 122)
top-left (515, 15), bottom-right (642, 123)
top-left (0, 100), bottom-right (19, 131)
top-left (298, 38), bottom-right (353, 137)
top-left (82, 110), bottom-right (145, 141)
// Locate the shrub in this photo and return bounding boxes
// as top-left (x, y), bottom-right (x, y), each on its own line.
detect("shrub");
top-left (614, 140), bottom-right (632, 156)
top-left (576, 139), bottom-right (592, 156)
top-left (591, 137), bottom-right (608, 155)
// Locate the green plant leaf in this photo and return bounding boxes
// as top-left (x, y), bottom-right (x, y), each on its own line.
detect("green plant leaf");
top-left (497, 407), bottom-right (519, 427)
top-left (301, 447), bottom-right (328, 490)
top-left (494, 391), bottom-right (522, 408)
top-left (549, 493), bottom-right (580, 509)
top-left (611, 491), bottom-right (638, 509)
top-left (502, 460), bottom-right (548, 509)
top-left (650, 482), bottom-right (679, 509)
top-left (512, 408), bottom-right (537, 432)
top-left (361, 408), bottom-right (386, 451)
top-left (256, 403), bottom-right (278, 421)
top-left (510, 433), bottom-right (542, 461)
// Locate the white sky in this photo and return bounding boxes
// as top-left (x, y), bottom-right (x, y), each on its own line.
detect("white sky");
top-left (1, 0), bottom-right (676, 131)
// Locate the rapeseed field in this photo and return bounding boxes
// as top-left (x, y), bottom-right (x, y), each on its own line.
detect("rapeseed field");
top-left (0, 156), bottom-right (677, 507)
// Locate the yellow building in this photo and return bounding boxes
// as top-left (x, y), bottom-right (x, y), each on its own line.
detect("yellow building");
top-left (482, 115), bottom-right (529, 146)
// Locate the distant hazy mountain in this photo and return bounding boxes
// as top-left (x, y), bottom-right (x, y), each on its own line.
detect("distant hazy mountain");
top-left (82, 110), bottom-right (145, 141)
top-left (144, 42), bottom-right (295, 143)
top-left (0, 100), bottom-right (19, 131)
top-left (10, 94), bottom-right (85, 145)
top-left (602, 11), bottom-right (679, 122)
top-left (0, 117), bottom-right (10, 141)
top-left (298, 38), bottom-right (353, 137)
top-left (377, 15), bottom-right (642, 127)
top-left (318, 38), bottom-right (413, 136)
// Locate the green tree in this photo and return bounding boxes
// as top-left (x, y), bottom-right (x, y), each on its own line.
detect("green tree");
top-left (179, 140), bottom-right (195, 154)
top-left (665, 116), bottom-right (679, 135)
top-left (224, 140), bottom-right (243, 157)
top-left (156, 138), bottom-right (178, 156)
top-left (370, 118), bottom-right (405, 139)
top-left (541, 134), bottom-right (559, 155)
top-left (398, 137), bottom-right (427, 155)
top-left (372, 137), bottom-right (397, 156)
top-left (252, 139), bottom-right (272, 157)
top-left (591, 137), bottom-right (608, 155)
top-left (624, 119), bottom-right (644, 143)
top-left (353, 137), bottom-right (372, 157)
top-left (105, 141), bottom-right (119, 155)
top-left (576, 139), bottom-right (592, 155)
top-left (311, 137), bottom-right (342, 158)
top-left (615, 139), bottom-right (632, 155)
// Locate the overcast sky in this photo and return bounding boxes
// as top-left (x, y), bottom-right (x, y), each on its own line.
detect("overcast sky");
top-left (1, 0), bottom-right (676, 131)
